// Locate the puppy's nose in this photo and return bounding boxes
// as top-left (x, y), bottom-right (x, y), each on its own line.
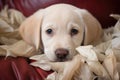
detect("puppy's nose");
top-left (55, 48), bottom-right (69, 60)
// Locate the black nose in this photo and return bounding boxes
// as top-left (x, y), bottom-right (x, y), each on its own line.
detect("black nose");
top-left (55, 48), bottom-right (69, 60)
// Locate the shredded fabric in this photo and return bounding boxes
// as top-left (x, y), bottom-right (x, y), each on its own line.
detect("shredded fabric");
top-left (0, 6), bottom-right (39, 57)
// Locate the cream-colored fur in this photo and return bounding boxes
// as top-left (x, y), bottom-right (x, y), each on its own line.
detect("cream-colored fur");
top-left (19, 4), bottom-right (103, 61)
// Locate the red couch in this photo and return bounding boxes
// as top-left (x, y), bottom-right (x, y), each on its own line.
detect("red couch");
top-left (0, 0), bottom-right (120, 80)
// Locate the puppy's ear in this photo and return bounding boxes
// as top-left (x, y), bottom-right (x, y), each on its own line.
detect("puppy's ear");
top-left (75, 9), bottom-right (103, 45)
top-left (19, 10), bottom-right (44, 50)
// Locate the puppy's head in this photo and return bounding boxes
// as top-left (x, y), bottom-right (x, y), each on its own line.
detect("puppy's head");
top-left (19, 4), bottom-right (102, 62)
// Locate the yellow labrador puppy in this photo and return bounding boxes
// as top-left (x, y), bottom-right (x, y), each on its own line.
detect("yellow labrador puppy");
top-left (19, 4), bottom-right (103, 62)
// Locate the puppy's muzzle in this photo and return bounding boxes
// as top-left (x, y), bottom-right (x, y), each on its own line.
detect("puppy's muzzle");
top-left (55, 48), bottom-right (69, 61)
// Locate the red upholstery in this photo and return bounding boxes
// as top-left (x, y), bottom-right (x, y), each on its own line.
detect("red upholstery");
top-left (0, 0), bottom-right (120, 80)
top-left (1, 0), bottom-right (120, 28)
top-left (0, 56), bottom-right (52, 80)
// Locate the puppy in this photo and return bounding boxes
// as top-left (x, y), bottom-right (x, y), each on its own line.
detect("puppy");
top-left (19, 4), bottom-right (103, 62)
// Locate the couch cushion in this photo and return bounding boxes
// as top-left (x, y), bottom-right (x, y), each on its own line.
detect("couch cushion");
top-left (3, 0), bottom-right (120, 28)
top-left (0, 56), bottom-right (52, 80)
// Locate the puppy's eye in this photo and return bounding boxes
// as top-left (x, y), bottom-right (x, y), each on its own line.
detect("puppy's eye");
top-left (46, 29), bottom-right (53, 34)
top-left (71, 29), bottom-right (78, 36)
